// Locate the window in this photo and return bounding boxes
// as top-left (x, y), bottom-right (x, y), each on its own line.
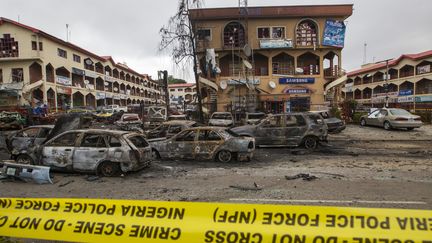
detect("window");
top-left (11, 68), bottom-right (23, 82)
top-left (73, 54), bottom-right (81, 63)
top-left (168, 125), bottom-right (182, 134)
top-left (286, 115), bottom-right (306, 127)
top-left (108, 136), bottom-right (122, 147)
top-left (263, 116), bottom-right (283, 128)
top-left (257, 27), bottom-right (270, 39)
top-left (197, 29), bottom-right (211, 41)
top-left (58, 48), bottom-right (67, 58)
top-left (38, 128), bottom-right (52, 138)
top-left (50, 132), bottom-right (79, 147)
top-left (198, 130), bottom-right (221, 141)
top-left (39, 42), bottom-right (43, 51)
top-left (296, 20), bottom-right (318, 46)
top-left (170, 89), bottom-right (175, 92)
top-left (0, 34), bottom-right (19, 58)
top-left (223, 21), bottom-right (245, 48)
top-left (17, 128), bottom-right (39, 138)
top-left (81, 134), bottom-right (106, 148)
top-left (32, 41), bottom-right (37, 50)
top-left (272, 27), bottom-right (285, 39)
top-left (128, 136), bottom-right (149, 148)
top-left (175, 130), bottom-right (196, 141)
top-left (178, 89), bottom-right (183, 92)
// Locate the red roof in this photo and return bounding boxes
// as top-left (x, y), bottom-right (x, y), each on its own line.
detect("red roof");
top-left (347, 50), bottom-right (432, 77)
top-left (0, 17), bottom-right (151, 80)
top-left (168, 83), bottom-right (195, 88)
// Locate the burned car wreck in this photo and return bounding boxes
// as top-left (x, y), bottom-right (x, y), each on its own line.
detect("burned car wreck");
top-left (231, 113), bottom-right (328, 150)
top-left (149, 127), bottom-right (255, 163)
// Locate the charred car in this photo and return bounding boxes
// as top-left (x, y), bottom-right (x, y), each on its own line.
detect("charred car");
top-left (230, 113), bottom-right (327, 150)
top-left (146, 120), bottom-right (197, 139)
top-left (208, 112), bottom-right (234, 127)
top-left (26, 129), bottom-right (152, 176)
top-left (310, 110), bottom-right (345, 133)
top-left (149, 127), bottom-right (255, 162)
top-left (5, 125), bottom-right (54, 163)
top-left (115, 113), bottom-right (143, 132)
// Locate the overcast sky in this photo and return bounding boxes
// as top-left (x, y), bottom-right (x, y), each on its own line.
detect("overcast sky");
top-left (2, 0), bottom-right (431, 81)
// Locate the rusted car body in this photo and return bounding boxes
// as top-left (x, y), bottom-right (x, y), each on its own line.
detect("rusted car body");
top-left (149, 127), bottom-right (255, 162)
top-left (28, 129), bottom-right (152, 176)
top-left (230, 113), bottom-right (328, 150)
top-left (115, 113), bottom-right (143, 132)
top-left (146, 120), bottom-right (197, 139)
top-left (208, 112), bottom-right (234, 127)
top-left (310, 110), bottom-right (345, 133)
top-left (5, 125), bottom-right (54, 163)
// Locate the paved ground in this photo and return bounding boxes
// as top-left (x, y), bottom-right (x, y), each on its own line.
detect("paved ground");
top-left (0, 124), bottom-right (431, 209)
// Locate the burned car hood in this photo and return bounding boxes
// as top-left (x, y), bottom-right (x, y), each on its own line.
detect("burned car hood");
top-left (230, 125), bottom-right (256, 134)
top-left (209, 119), bottom-right (233, 125)
top-left (325, 117), bottom-right (343, 124)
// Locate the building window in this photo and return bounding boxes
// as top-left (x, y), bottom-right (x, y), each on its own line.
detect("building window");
top-left (73, 54), bottom-right (81, 63)
top-left (32, 41), bottom-right (37, 50)
top-left (257, 27), bottom-right (270, 39)
top-left (197, 29), bottom-right (211, 41)
top-left (296, 20), bottom-right (318, 47)
top-left (11, 68), bottom-right (24, 82)
top-left (223, 21), bottom-right (245, 48)
top-left (57, 48), bottom-right (67, 58)
top-left (272, 27), bottom-right (285, 39)
top-left (170, 89), bottom-right (175, 92)
top-left (0, 34), bottom-right (19, 58)
top-left (178, 89), bottom-right (183, 92)
top-left (39, 42), bottom-right (43, 51)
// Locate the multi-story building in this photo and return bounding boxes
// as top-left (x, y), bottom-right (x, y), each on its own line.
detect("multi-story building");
top-left (328, 50), bottom-right (432, 111)
top-left (0, 17), bottom-right (165, 111)
top-left (189, 4), bottom-right (352, 115)
top-left (168, 83), bottom-right (196, 106)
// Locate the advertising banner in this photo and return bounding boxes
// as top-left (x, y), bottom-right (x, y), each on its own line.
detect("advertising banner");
top-left (56, 76), bottom-right (71, 86)
top-left (322, 20), bottom-right (346, 48)
top-left (398, 89), bottom-right (413, 96)
top-left (284, 88), bottom-right (309, 94)
top-left (397, 96), bottom-right (414, 103)
top-left (72, 68), bottom-right (85, 76)
top-left (227, 79), bottom-right (260, 85)
top-left (96, 92), bottom-right (105, 100)
top-left (56, 86), bottom-right (72, 95)
top-left (415, 96), bottom-right (432, 102)
top-left (279, 77), bottom-right (315, 84)
top-left (259, 39), bottom-right (293, 49)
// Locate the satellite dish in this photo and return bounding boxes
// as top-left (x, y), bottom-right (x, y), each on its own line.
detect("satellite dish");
top-left (84, 80), bottom-right (90, 84)
top-left (215, 67), bottom-right (221, 74)
top-left (104, 82), bottom-right (109, 86)
top-left (269, 81), bottom-right (276, 89)
top-left (243, 44), bottom-right (252, 57)
top-left (85, 59), bottom-right (93, 65)
top-left (220, 80), bottom-right (227, 90)
top-left (295, 68), bottom-right (304, 73)
top-left (114, 87), bottom-right (118, 92)
top-left (243, 60), bottom-right (253, 70)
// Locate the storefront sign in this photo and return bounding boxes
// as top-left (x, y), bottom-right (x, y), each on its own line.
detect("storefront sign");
top-left (56, 86), bottom-right (72, 95)
top-left (322, 19), bottom-right (346, 48)
top-left (398, 89), bottom-right (413, 96)
top-left (227, 79), bottom-right (260, 85)
top-left (105, 93), bottom-right (113, 98)
top-left (415, 96), bottom-right (432, 102)
top-left (372, 92), bottom-right (398, 98)
top-left (85, 71), bottom-right (99, 78)
top-left (279, 77), bottom-right (315, 84)
top-left (397, 96), bottom-right (414, 103)
top-left (105, 75), bottom-right (115, 82)
top-left (113, 94), bottom-right (120, 100)
top-left (120, 94), bottom-right (128, 99)
top-left (0, 82), bottom-right (23, 91)
top-left (284, 88), bottom-right (309, 94)
top-left (259, 39), bottom-right (293, 49)
top-left (72, 68), bottom-right (85, 76)
top-left (417, 65), bottom-right (431, 74)
top-left (85, 83), bottom-right (95, 90)
top-left (96, 92), bottom-right (105, 100)
top-left (56, 76), bottom-right (71, 86)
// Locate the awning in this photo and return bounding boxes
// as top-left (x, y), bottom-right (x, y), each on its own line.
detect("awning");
top-left (22, 80), bottom-right (43, 94)
top-left (199, 77), bottom-right (218, 91)
top-left (324, 75), bottom-right (347, 92)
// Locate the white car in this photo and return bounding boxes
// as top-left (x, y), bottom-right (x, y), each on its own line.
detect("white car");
top-left (208, 112), bottom-right (234, 127)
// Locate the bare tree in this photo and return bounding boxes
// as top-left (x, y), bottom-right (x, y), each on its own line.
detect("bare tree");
top-left (160, 0), bottom-right (204, 123)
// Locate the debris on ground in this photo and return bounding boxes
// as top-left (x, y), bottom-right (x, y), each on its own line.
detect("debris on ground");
top-left (285, 173), bottom-right (318, 181)
top-left (230, 182), bottom-right (262, 191)
top-left (86, 175), bottom-right (100, 182)
top-left (58, 180), bottom-right (74, 187)
top-left (0, 161), bottom-right (52, 184)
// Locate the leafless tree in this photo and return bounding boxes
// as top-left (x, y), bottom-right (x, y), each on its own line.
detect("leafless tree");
top-left (160, 0), bottom-right (204, 123)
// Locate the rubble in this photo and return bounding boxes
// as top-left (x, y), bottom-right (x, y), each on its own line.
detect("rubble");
top-left (0, 161), bottom-right (52, 184)
top-left (285, 173), bottom-right (318, 181)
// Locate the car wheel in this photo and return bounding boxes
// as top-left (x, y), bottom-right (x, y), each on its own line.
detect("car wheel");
top-left (303, 136), bottom-right (318, 150)
top-left (383, 121), bottom-right (392, 130)
top-left (407, 127), bottom-right (414, 131)
top-left (16, 154), bottom-right (34, 164)
top-left (360, 118), bottom-right (366, 126)
top-left (98, 162), bottom-right (120, 177)
top-left (216, 150), bottom-right (232, 163)
top-left (151, 149), bottom-right (161, 160)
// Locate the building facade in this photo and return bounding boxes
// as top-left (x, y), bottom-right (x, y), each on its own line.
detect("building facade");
top-left (189, 4), bottom-right (352, 115)
top-left (333, 50), bottom-right (432, 111)
top-left (168, 83), bottom-right (197, 106)
top-left (0, 17), bottom-right (165, 111)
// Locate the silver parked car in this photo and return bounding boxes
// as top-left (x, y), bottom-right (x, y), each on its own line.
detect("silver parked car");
top-left (5, 125), bottom-right (54, 163)
top-left (360, 108), bottom-right (422, 130)
top-left (208, 112), bottom-right (234, 127)
top-left (28, 129), bottom-right (152, 176)
top-left (231, 113), bottom-right (328, 150)
top-left (149, 127), bottom-right (255, 162)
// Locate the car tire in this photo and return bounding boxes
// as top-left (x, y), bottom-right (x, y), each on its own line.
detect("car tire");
top-left (16, 154), bottom-right (34, 164)
top-left (98, 162), bottom-right (120, 177)
top-left (303, 136), bottom-right (318, 150)
top-left (151, 149), bottom-right (161, 160)
top-left (216, 150), bottom-right (232, 163)
top-left (407, 127), bottom-right (414, 131)
top-left (383, 121), bottom-right (392, 130)
top-left (360, 118), bottom-right (366, 126)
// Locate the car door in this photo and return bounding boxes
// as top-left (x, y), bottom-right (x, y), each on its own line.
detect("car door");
top-left (366, 109), bottom-right (380, 126)
top-left (167, 124), bottom-right (183, 138)
top-left (41, 132), bottom-right (81, 170)
top-left (255, 115), bottom-right (285, 145)
top-left (196, 129), bottom-right (224, 160)
top-left (165, 129), bottom-right (197, 159)
top-left (34, 127), bottom-right (52, 146)
top-left (284, 115), bottom-right (308, 146)
top-left (125, 135), bottom-right (152, 164)
top-left (73, 133), bottom-right (108, 172)
top-left (375, 109), bottom-right (388, 127)
top-left (9, 127), bottom-right (40, 153)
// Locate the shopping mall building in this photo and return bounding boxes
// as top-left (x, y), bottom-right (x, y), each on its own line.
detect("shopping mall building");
top-left (189, 4), bottom-right (353, 114)
top-left (0, 17), bottom-right (165, 111)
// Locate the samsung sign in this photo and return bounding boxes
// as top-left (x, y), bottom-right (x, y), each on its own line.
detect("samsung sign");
top-left (398, 89), bottom-right (413, 96)
top-left (279, 77), bottom-right (315, 84)
top-left (285, 89), bottom-right (309, 94)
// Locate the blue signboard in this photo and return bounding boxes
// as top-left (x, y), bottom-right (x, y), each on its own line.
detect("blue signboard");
top-left (279, 77), bottom-right (315, 84)
top-left (285, 89), bottom-right (309, 94)
top-left (322, 20), bottom-right (346, 48)
top-left (399, 89), bottom-right (413, 96)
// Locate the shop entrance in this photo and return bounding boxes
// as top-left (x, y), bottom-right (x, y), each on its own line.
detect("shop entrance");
top-left (290, 97), bottom-right (310, 112)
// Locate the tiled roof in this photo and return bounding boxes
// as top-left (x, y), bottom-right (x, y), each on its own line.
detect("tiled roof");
top-left (347, 50), bottom-right (432, 77)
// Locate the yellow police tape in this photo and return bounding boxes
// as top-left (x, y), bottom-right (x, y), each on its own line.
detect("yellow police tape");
top-left (0, 198), bottom-right (431, 243)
